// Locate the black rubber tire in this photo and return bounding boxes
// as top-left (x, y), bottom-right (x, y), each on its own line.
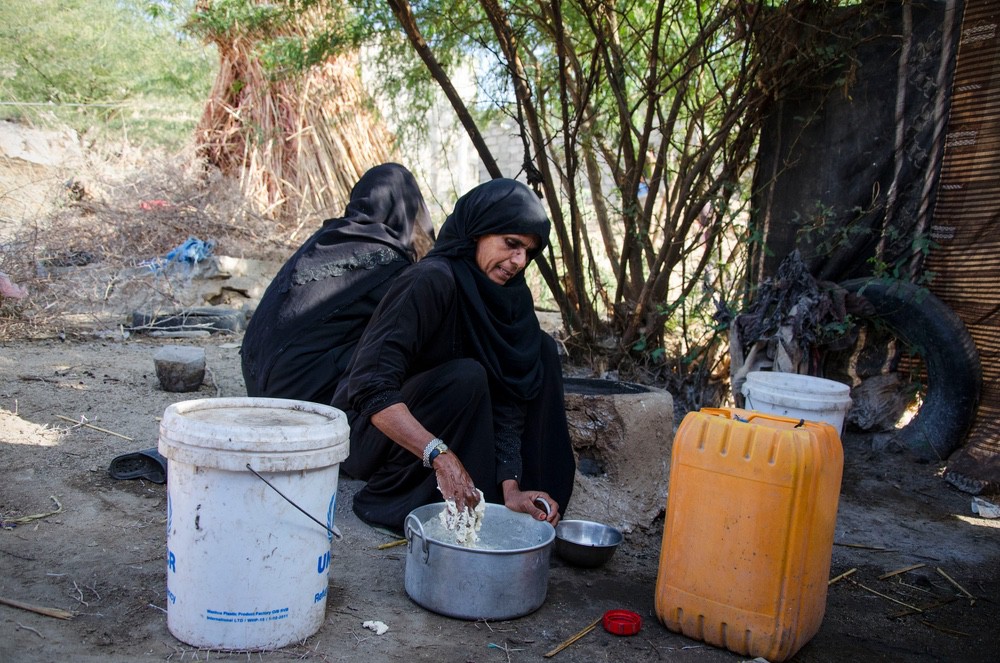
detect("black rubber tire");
top-left (839, 278), bottom-right (981, 460)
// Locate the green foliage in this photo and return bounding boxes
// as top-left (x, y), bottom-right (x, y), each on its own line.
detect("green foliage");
top-left (185, 1), bottom-right (363, 80)
top-left (818, 314), bottom-right (855, 345)
top-left (224, 1), bottom-right (875, 401)
top-left (0, 0), bottom-right (215, 149)
top-left (887, 232), bottom-right (940, 284)
top-left (185, 0), bottom-right (289, 40)
top-left (333, 0), bottom-right (799, 402)
top-left (346, 0), bottom-right (487, 145)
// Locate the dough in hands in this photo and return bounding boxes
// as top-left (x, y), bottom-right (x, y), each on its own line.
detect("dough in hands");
top-left (439, 488), bottom-right (486, 546)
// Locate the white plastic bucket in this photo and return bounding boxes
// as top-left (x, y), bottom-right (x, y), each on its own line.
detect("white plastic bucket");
top-left (158, 397), bottom-right (349, 651)
top-left (741, 372), bottom-right (852, 435)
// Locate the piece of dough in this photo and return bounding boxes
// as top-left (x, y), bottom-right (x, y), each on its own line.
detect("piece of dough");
top-left (439, 489), bottom-right (486, 546)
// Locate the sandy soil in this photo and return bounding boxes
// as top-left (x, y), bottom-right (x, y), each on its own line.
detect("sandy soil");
top-left (1, 334), bottom-right (998, 663)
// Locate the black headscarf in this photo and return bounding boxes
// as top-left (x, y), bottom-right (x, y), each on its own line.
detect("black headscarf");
top-left (425, 178), bottom-right (551, 401)
top-left (280, 163), bottom-right (432, 312)
top-left (241, 163), bottom-right (431, 397)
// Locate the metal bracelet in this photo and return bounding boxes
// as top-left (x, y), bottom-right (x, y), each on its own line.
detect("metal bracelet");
top-left (422, 437), bottom-right (443, 468)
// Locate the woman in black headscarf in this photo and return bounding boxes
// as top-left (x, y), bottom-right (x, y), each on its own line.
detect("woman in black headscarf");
top-left (332, 178), bottom-right (575, 532)
top-left (241, 163), bottom-right (432, 405)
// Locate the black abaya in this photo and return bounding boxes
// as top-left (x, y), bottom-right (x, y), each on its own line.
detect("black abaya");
top-left (332, 179), bottom-right (575, 532)
top-left (240, 163), bottom-right (431, 404)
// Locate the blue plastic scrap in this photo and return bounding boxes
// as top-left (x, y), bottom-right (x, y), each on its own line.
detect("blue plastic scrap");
top-left (165, 237), bottom-right (215, 263)
top-left (146, 237), bottom-right (215, 273)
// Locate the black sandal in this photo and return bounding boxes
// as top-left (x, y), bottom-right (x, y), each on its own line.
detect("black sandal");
top-left (108, 448), bottom-right (167, 484)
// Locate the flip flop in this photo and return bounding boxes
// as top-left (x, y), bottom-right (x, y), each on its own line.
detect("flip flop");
top-left (108, 448), bottom-right (167, 484)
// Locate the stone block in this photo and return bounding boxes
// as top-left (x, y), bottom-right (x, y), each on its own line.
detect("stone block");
top-left (154, 346), bottom-right (206, 392)
top-left (562, 377), bottom-right (674, 534)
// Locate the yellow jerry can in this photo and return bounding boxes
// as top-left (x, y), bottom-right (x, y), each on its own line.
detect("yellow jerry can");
top-left (655, 407), bottom-right (844, 661)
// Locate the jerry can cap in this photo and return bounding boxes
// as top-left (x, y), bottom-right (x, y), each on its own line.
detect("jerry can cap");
top-left (603, 609), bottom-right (642, 636)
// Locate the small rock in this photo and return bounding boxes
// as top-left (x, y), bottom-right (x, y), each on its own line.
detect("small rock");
top-left (362, 620), bottom-right (388, 635)
top-left (153, 346), bottom-right (206, 392)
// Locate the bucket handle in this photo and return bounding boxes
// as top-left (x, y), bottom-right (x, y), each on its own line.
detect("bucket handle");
top-left (404, 513), bottom-right (430, 563)
top-left (245, 464), bottom-right (343, 540)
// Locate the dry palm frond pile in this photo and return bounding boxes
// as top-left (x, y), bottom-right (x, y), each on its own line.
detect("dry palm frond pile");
top-left (194, 1), bottom-right (396, 229)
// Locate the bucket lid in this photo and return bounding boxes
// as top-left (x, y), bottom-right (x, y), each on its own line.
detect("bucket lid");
top-left (744, 371), bottom-right (851, 398)
top-left (742, 372), bottom-right (852, 413)
top-left (159, 397), bottom-right (350, 472)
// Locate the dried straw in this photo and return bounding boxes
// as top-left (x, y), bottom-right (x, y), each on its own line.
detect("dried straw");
top-left (194, 3), bottom-right (396, 226)
top-left (879, 563), bottom-right (926, 580)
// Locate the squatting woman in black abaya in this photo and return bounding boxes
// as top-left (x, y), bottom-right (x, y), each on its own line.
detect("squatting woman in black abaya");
top-left (332, 178), bottom-right (575, 533)
top-left (240, 163), bottom-right (432, 405)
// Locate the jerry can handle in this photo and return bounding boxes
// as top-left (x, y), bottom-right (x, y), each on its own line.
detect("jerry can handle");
top-left (700, 407), bottom-right (736, 418)
top-left (700, 407), bottom-right (809, 429)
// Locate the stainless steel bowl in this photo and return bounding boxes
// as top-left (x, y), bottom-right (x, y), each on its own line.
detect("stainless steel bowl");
top-left (555, 519), bottom-right (623, 567)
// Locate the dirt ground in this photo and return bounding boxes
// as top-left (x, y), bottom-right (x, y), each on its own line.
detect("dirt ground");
top-left (1, 334), bottom-right (998, 663)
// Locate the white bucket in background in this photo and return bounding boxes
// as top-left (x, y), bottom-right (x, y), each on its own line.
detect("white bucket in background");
top-left (158, 397), bottom-right (349, 651)
top-left (741, 371), bottom-right (853, 436)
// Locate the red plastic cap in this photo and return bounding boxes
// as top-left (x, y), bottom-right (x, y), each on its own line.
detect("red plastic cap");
top-left (602, 609), bottom-right (642, 636)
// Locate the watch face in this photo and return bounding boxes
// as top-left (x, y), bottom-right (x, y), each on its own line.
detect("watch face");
top-left (429, 443), bottom-right (449, 465)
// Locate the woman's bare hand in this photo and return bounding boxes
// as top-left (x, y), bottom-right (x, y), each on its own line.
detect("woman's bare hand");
top-left (501, 480), bottom-right (560, 525)
top-left (433, 453), bottom-right (481, 512)
top-left (369, 403), bottom-right (481, 511)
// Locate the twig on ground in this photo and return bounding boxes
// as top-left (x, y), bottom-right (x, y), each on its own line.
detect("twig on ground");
top-left (890, 597), bottom-right (957, 618)
top-left (1, 495), bottom-right (63, 528)
top-left (206, 365), bottom-right (221, 397)
top-left (84, 580), bottom-right (101, 602)
top-left (475, 618), bottom-right (495, 632)
top-left (879, 563), bottom-right (926, 580)
top-left (18, 375), bottom-right (53, 383)
top-left (544, 615), bottom-right (601, 658)
top-left (488, 641), bottom-right (522, 663)
top-left (16, 621), bottom-right (44, 638)
top-left (936, 567), bottom-right (976, 603)
top-left (71, 581), bottom-right (88, 607)
top-left (828, 568), bottom-right (857, 585)
top-left (0, 547), bottom-right (36, 561)
top-left (55, 414), bottom-right (133, 440)
top-left (850, 579), bottom-right (922, 612)
top-left (0, 596), bottom-right (75, 620)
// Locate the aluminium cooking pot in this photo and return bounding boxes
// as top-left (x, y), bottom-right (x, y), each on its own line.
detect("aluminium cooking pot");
top-left (403, 502), bottom-right (555, 620)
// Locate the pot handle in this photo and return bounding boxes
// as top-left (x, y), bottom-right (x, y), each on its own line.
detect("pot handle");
top-left (404, 513), bottom-right (430, 562)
